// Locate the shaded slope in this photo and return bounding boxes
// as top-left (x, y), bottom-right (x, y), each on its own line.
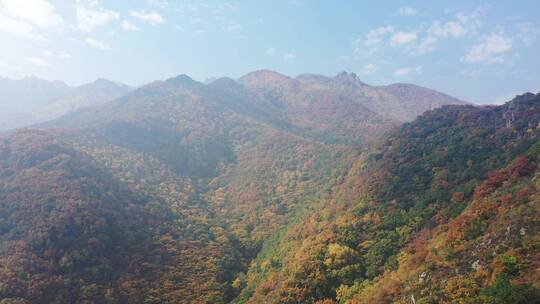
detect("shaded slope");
top-left (0, 129), bottom-right (247, 304)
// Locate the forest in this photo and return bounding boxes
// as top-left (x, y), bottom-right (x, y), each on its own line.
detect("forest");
top-left (0, 71), bottom-right (539, 304)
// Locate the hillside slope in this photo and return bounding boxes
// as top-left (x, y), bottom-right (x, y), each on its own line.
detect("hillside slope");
top-left (234, 92), bottom-right (540, 304)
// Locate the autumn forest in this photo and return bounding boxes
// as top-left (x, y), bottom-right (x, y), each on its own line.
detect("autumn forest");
top-left (1, 70), bottom-right (540, 304)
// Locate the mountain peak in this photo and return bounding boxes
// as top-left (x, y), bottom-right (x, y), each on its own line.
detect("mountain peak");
top-left (239, 69), bottom-right (292, 86)
top-left (90, 78), bottom-right (121, 88)
top-left (18, 76), bottom-right (69, 87)
top-left (503, 92), bottom-right (540, 109)
top-left (94, 78), bottom-right (115, 84)
top-left (333, 71), bottom-right (367, 87)
top-left (162, 74), bottom-right (203, 89)
top-left (512, 92), bottom-right (538, 103)
top-left (165, 74), bottom-right (193, 83)
top-left (75, 78), bottom-right (131, 92)
top-left (208, 77), bottom-right (241, 89)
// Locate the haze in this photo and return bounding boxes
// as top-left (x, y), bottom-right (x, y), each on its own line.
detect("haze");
top-left (0, 0), bottom-right (539, 104)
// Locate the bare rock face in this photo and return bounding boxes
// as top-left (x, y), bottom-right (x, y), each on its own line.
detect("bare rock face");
top-left (472, 260), bottom-right (482, 271)
top-left (332, 71), bottom-right (367, 87)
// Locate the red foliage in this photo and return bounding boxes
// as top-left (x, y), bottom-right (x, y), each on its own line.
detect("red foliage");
top-left (406, 228), bottom-right (432, 264)
top-left (508, 156), bottom-right (537, 178)
top-left (474, 171), bottom-right (508, 199)
top-left (474, 156), bottom-right (537, 200)
top-left (446, 216), bottom-right (468, 242)
top-left (500, 195), bottom-right (512, 204)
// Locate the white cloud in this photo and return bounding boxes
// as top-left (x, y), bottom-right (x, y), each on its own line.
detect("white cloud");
top-left (398, 6), bottom-right (418, 16)
top-left (355, 25), bottom-right (394, 55)
top-left (130, 10), bottom-right (164, 25)
top-left (455, 5), bottom-right (489, 30)
top-left (415, 5), bottom-right (489, 55)
top-left (390, 31), bottom-right (417, 46)
top-left (429, 20), bottom-right (468, 38)
top-left (25, 56), bottom-right (50, 67)
top-left (0, 0), bottom-right (62, 28)
top-left (265, 48), bottom-right (296, 61)
top-left (356, 27), bottom-right (418, 55)
top-left (355, 5), bottom-right (500, 59)
top-left (416, 35), bottom-right (438, 54)
top-left (265, 47), bottom-right (276, 56)
top-left (222, 21), bottom-right (242, 32)
top-left (393, 67), bottom-right (411, 77)
top-left (0, 14), bottom-right (45, 41)
top-left (416, 21), bottom-right (468, 54)
top-left (283, 53), bottom-right (296, 61)
top-left (76, 2), bottom-right (119, 32)
top-left (515, 21), bottom-right (540, 45)
top-left (0, 0), bottom-right (64, 41)
top-left (462, 32), bottom-right (513, 64)
top-left (85, 37), bottom-right (110, 50)
top-left (0, 61), bottom-right (8, 68)
top-left (364, 26), bottom-right (394, 47)
top-left (361, 63), bottom-right (377, 75)
top-left (460, 69), bottom-right (481, 78)
top-left (122, 20), bottom-right (141, 32)
top-left (393, 66), bottom-right (422, 77)
top-left (212, 4), bottom-right (242, 33)
top-left (42, 50), bottom-right (72, 59)
top-left (147, 0), bottom-right (170, 9)
top-left (58, 51), bottom-right (72, 59)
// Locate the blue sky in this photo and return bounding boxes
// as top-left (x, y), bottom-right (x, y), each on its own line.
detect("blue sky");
top-left (0, 0), bottom-right (539, 104)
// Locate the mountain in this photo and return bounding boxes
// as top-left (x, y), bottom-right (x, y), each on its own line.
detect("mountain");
top-left (237, 70), bottom-right (466, 145)
top-left (0, 76), bottom-right (71, 112)
top-left (0, 70), bottom-right (474, 303)
top-left (34, 79), bottom-right (133, 122)
top-left (295, 71), bottom-right (466, 122)
top-left (0, 77), bottom-right (71, 130)
top-left (0, 77), bottom-right (132, 131)
top-left (236, 92), bottom-right (540, 304)
top-left (379, 82), bottom-right (468, 121)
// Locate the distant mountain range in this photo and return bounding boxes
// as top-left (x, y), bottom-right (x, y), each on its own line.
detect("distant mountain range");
top-left (0, 71), bottom-right (465, 134)
top-left (0, 77), bottom-right (132, 130)
top-left (41, 70), bottom-right (466, 147)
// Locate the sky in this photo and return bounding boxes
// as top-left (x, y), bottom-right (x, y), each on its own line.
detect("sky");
top-left (0, 0), bottom-right (539, 104)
